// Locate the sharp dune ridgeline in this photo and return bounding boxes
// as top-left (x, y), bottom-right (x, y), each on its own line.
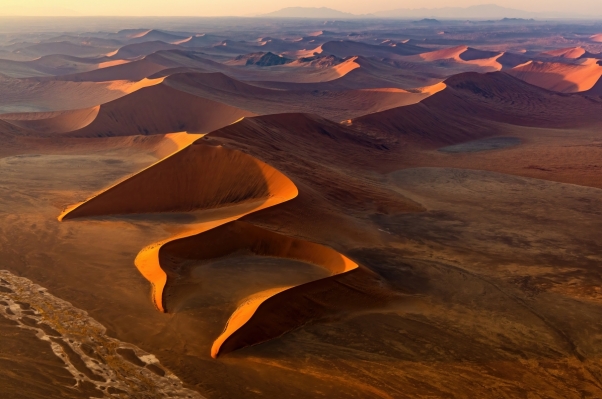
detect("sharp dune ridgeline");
top-left (3, 18), bottom-right (602, 399)
top-left (57, 131), bottom-right (386, 357)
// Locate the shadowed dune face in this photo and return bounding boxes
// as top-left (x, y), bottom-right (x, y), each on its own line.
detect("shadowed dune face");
top-left (59, 142), bottom-right (296, 220)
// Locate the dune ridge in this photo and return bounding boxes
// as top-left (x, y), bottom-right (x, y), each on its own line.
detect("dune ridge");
top-left (0, 106), bottom-right (100, 134)
top-left (57, 122), bottom-right (383, 358)
top-left (507, 60), bottom-right (602, 92)
top-left (64, 83), bottom-right (254, 137)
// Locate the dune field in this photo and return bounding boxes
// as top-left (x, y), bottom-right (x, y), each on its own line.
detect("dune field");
top-left (1, 16), bottom-right (602, 399)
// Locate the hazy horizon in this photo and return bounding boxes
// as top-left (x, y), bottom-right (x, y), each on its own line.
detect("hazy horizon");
top-left (3, 1), bottom-right (602, 17)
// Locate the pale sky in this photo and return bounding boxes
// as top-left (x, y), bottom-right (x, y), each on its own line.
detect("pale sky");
top-left (1, 0), bottom-right (602, 17)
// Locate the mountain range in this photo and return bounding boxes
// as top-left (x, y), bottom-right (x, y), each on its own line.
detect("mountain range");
top-left (259, 4), bottom-right (586, 19)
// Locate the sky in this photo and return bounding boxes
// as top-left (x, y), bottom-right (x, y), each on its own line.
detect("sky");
top-left (2, 0), bottom-right (602, 17)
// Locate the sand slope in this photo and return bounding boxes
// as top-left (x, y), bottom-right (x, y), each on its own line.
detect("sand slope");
top-left (321, 40), bottom-right (426, 58)
top-left (353, 72), bottom-right (602, 146)
top-left (64, 83), bottom-right (254, 137)
top-left (0, 106), bottom-right (100, 134)
top-left (56, 130), bottom-right (390, 358)
top-left (163, 71), bottom-right (444, 120)
top-left (541, 47), bottom-right (586, 59)
top-left (109, 41), bottom-right (180, 59)
top-left (0, 74), bottom-right (163, 114)
top-left (507, 60), bottom-right (602, 92)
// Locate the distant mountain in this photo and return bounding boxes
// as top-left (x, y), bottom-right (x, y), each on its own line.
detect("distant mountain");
top-left (259, 4), bottom-right (588, 20)
top-left (259, 7), bottom-right (358, 19)
top-left (373, 4), bottom-right (540, 19)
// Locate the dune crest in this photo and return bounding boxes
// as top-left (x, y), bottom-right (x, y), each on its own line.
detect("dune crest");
top-left (107, 76), bottom-right (165, 94)
top-left (200, 221), bottom-right (358, 357)
top-left (59, 140), bottom-right (299, 309)
top-left (57, 129), bottom-right (385, 358)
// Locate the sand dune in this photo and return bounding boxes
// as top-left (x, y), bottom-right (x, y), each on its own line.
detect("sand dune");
top-left (407, 45), bottom-right (505, 71)
top-left (11, 41), bottom-right (118, 59)
top-left (52, 57), bottom-right (173, 82)
top-left (0, 55), bottom-right (132, 79)
top-left (52, 51), bottom-right (222, 82)
top-left (353, 72), bottom-right (602, 147)
top-left (541, 46), bottom-right (586, 59)
top-left (412, 45), bottom-right (468, 61)
top-left (0, 75), bottom-right (163, 114)
top-left (58, 140), bottom-right (296, 220)
top-left (109, 41), bottom-right (180, 59)
top-left (153, 220), bottom-right (362, 358)
top-left (321, 40), bottom-right (426, 58)
top-left (56, 129), bottom-right (389, 358)
top-left (127, 30), bottom-right (188, 44)
top-left (507, 60), bottom-right (602, 92)
top-left (64, 83), bottom-right (254, 137)
top-left (59, 140), bottom-right (298, 313)
top-left (163, 71), bottom-right (441, 120)
top-left (0, 106), bottom-right (99, 134)
top-left (591, 34), bottom-right (602, 42)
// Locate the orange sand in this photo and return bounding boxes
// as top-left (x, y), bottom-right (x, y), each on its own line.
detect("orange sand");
top-left (542, 47), bottom-right (586, 59)
top-left (507, 60), bottom-right (602, 92)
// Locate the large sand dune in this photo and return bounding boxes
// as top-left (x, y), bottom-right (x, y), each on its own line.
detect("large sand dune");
top-left (64, 83), bottom-right (254, 137)
top-left (109, 41), bottom-right (180, 59)
top-left (507, 60), bottom-right (602, 92)
top-left (0, 54), bottom-right (129, 79)
top-left (541, 46), bottom-right (587, 59)
top-left (0, 106), bottom-right (100, 134)
top-left (164, 71), bottom-right (444, 120)
top-left (56, 130), bottom-right (390, 358)
top-left (353, 71), bottom-right (602, 146)
top-left (0, 74), bottom-right (163, 114)
top-left (321, 40), bottom-right (427, 58)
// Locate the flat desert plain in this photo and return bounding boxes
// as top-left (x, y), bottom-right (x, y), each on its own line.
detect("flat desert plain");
top-left (0, 16), bottom-right (601, 399)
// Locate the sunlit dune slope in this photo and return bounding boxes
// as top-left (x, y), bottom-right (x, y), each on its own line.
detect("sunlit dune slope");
top-left (352, 72), bottom-right (602, 147)
top-left (64, 83), bottom-right (254, 137)
top-left (0, 106), bottom-right (99, 134)
top-left (506, 60), bottom-right (602, 92)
